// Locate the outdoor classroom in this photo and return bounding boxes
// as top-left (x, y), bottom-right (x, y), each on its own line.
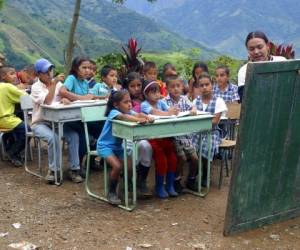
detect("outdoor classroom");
top-left (1, 29), bottom-right (300, 249)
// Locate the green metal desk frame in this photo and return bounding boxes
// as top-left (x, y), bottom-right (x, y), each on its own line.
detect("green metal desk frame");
top-left (110, 114), bottom-right (213, 211)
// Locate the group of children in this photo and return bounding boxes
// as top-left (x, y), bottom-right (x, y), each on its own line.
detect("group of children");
top-left (0, 56), bottom-right (240, 206)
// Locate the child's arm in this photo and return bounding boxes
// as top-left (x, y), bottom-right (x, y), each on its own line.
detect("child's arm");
top-left (212, 112), bottom-right (222, 125)
top-left (151, 107), bottom-right (178, 116)
top-left (116, 113), bottom-right (148, 124)
top-left (134, 112), bottom-right (154, 123)
top-left (59, 86), bottom-right (94, 101)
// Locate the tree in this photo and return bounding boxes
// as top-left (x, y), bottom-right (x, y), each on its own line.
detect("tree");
top-left (0, 0), bottom-right (4, 10)
top-left (64, 0), bottom-right (156, 74)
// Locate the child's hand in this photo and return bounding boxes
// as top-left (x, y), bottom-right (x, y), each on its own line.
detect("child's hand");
top-left (60, 98), bottom-right (71, 105)
top-left (137, 117), bottom-right (147, 124)
top-left (80, 94), bottom-right (94, 100)
top-left (146, 115), bottom-right (155, 123)
top-left (190, 107), bottom-right (197, 116)
top-left (168, 107), bottom-right (179, 115)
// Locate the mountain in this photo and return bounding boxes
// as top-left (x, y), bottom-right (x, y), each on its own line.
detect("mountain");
top-left (0, 0), bottom-right (218, 69)
top-left (124, 0), bottom-right (300, 58)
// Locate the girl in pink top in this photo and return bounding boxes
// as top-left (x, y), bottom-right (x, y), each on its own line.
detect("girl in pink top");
top-left (122, 72), bottom-right (153, 197)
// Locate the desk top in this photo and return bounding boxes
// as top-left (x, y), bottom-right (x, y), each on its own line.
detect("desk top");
top-left (41, 100), bottom-right (107, 110)
top-left (112, 114), bottom-right (213, 127)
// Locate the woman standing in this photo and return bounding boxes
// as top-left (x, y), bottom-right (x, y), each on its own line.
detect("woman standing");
top-left (238, 31), bottom-right (286, 101)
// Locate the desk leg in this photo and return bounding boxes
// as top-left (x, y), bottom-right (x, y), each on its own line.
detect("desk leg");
top-left (57, 122), bottom-right (64, 184)
top-left (201, 131), bottom-right (212, 197)
top-left (132, 141), bottom-right (137, 207)
top-left (52, 122), bottom-right (59, 186)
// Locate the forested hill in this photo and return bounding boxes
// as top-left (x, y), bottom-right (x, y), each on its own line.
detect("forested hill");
top-left (124, 0), bottom-right (300, 58)
top-left (0, 0), bottom-right (218, 69)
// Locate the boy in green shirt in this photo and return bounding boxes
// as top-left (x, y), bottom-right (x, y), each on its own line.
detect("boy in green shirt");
top-left (0, 81), bottom-right (26, 166)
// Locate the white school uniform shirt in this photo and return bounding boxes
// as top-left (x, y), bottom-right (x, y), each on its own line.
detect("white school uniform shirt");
top-left (238, 56), bottom-right (287, 87)
top-left (30, 79), bottom-right (63, 125)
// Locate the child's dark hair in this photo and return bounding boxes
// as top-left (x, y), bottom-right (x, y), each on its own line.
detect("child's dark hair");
top-left (0, 65), bottom-right (15, 81)
top-left (199, 73), bottom-right (212, 83)
top-left (216, 65), bottom-right (230, 76)
top-left (165, 75), bottom-right (180, 86)
top-left (89, 60), bottom-right (97, 71)
top-left (100, 65), bottom-right (116, 78)
top-left (122, 72), bottom-right (141, 89)
top-left (143, 61), bottom-right (157, 74)
top-left (142, 80), bottom-right (160, 96)
top-left (245, 31), bottom-right (268, 47)
top-left (69, 56), bottom-right (90, 77)
top-left (105, 89), bottom-right (129, 116)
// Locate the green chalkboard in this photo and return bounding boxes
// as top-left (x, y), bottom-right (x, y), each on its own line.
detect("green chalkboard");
top-left (224, 60), bottom-right (300, 236)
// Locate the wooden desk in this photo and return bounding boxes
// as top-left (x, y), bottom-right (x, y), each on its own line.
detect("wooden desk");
top-left (112, 114), bottom-right (213, 211)
top-left (41, 100), bottom-right (107, 184)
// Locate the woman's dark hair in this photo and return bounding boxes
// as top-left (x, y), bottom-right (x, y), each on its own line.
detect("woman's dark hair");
top-left (245, 31), bottom-right (269, 47)
top-left (192, 62), bottom-right (208, 84)
top-left (100, 65), bottom-right (116, 78)
top-left (122, 72), bottom-right (141, 89)
top-left (69, 56), bottom-right (90, 78)
top-left (216, 65), bottom-right (230, 76)
top-left (105, 89), bottom-right (129, 116)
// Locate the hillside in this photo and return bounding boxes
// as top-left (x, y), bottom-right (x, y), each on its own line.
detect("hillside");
top-left (124, 0), bottom-right (300, 58)
top-left (0, 0), bottom-right (218, 69)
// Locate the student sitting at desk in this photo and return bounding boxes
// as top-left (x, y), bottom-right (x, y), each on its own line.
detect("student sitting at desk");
top-left (0, 75), bottom-right (26, 167)
top-left (31, 58), bottom-right (83, 184)
top-left (213, 66), bottom-right (239, 103)
top-left (90, 65), bottom-right (121, 97)
top-left (122, 72), bottom-right (153, 197)
top-left (97, 89), bottom-right (153, 205)
top-left (141, 80), bottom-right (179, 198)
top-left (164, 76), bottom-right (199, 193)
top-left (59, 56), bottom-right (102, 173)
top-left (193, 73), bottom-right (227, 188)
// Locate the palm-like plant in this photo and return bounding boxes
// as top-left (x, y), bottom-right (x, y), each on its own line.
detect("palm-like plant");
top-left (121, 38), bottom-right (144, 74)
top-left (269, 41), bottom-right (295, 59)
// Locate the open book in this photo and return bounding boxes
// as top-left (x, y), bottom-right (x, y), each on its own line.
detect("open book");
top-left (150, 110), bottom-right (209, 120)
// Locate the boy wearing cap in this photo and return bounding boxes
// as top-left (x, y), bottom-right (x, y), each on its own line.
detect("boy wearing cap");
top-left (0, 78), bottom-right (27, 167)
top-left (30, 58), bottom-right (83, 184)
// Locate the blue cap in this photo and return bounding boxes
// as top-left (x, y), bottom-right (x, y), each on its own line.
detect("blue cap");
top-left (34, 58), bottom-right (54, 73)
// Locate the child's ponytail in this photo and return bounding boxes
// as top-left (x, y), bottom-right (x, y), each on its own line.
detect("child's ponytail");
top-left (105, 89), bottom-right (130, 116)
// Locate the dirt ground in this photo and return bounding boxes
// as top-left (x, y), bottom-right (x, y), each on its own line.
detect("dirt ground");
top-left (1, 154), bottom-right (300, 250)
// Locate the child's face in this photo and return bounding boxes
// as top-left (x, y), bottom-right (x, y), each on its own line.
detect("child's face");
top-left (199, 77), bottom-right (213, 97)
top-left (115, 93), bottom-right (132, 113)
top-left (128, 79), bottom-right (142, 99)
top-left (164, 68), bottom-right (177, 78)
top-left (3, 69), bottom-right (17, 84)
top-left (215, 68), bottom-right (229, 86)
top-left (78, 61), bottom-right (91, 79)
top-left (146, 88), bottom-right (161, 103)
top-left (194, 67), bottom-right (204, 78)
top-left (103, 70), bottom-right (118, 88)
top-left (167, 79), bottom-right (182, 99)
top-left (144, 68), bottom-right (158, 81)
top-left (88, 64), bottom-right (97, 79)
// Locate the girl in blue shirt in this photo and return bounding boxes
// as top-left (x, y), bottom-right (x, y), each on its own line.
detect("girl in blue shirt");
top-left (97, 89), bottom-right (153, 205)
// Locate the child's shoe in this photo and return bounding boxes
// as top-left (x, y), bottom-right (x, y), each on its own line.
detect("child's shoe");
top-left (186, 177), bottom-right (198, 192)
top-left (166, 172), bottom-right (178, 197)
top-left (174, 178), bottom-right (183, 194)
top-left (68, 169), bottom-right (84, 183)
top-left (107, 192), bottom-right (121, 205)
top-left (137, 164), bottom-right (152, 198)
top-left (155, 175), bottom-right (169, 199)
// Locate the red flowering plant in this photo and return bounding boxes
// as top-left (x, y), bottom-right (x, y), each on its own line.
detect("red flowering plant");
top-left (121, 38), bottom-right (144, 74)
top-left (269, 41), bottom-right (295, 59)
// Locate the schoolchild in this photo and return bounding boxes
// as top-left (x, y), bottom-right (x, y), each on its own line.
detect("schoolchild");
top-left (193, 73), bottom-right (227, 187)
top-left (97, 89), bottom-right (153, 205)
top-left (214, 66), bottom-right (239, 103)
top-left (141, 80), bottom-right (178, 198)
top-left (164, 76), bottom-right (199, 192)
top-left (123, 72), bottom-right (153, 196)
top-left (188, 62), bottom-right (208, 100)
